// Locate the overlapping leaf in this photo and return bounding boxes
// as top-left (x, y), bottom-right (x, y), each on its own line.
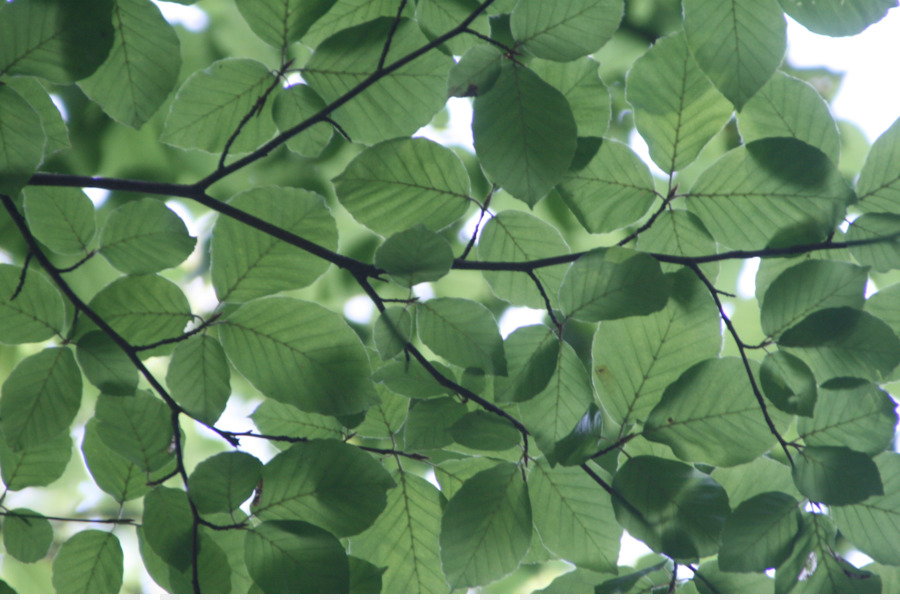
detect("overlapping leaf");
top-left (23, 187), bottom-right (94, 254)
top-left (416, 298), bottom-right (507, 375)
top-left (530, 57), bottom-right (610, 138)
top-left (856, 116), bottom-right (900, 213)
top-left (0, 265), bottom-right (66, 344)
top-left (99, 198), bottom-right (195, 274)
top-left (166, 335), bottom-right (231, 426)
top-left (94, 391), bottom-right (174, 473)
top-left (0, 429), bottom-right (71, 491)
top-left (718, 492), bottom-right (802, 572)
top-left (0, 86), bottom-right (45, 196)
top-left (52, 530), bottom-right (123, 593)
top-left (235, 0), bottom-right (337, 49)
top-left (510, 0), bottom-right (623, 62)
top-left (780, 0), bottom-right (898, 36)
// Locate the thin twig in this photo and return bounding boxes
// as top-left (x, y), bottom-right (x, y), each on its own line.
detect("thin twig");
top-left (378, 0), bottom-right (410, 71)
top-left (9, 251), bottom-right (32, 300)
top-left (458, 187), bottom-right (493, 260)
top-left (0, 510), bottom-right (136, 525)
top-left (526, 270), bottom-right (563, 333)
top-left (130, 313), bottom-right (222, 352)
top-left (617, 190), bottom-right (674, 247)
top-left (56, 250), bottom-right (96, 273)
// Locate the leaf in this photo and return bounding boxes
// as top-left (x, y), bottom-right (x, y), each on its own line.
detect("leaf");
top-left (99, 198), bottom-right (195, 274)
top-left (545, 404), bottom-right (604, 466)
top-left (333, 137), bottom-right (470, 236)
top-left (373, 358), bottom-right (454, 399)
top-left (798, 379), bottom-right (897, 455)
top-left (594, 561), bottom-right (670, 593)
top-left (759, 350), bottom-right (817, 416)
top-left (711, 455), bottom-right (800, 508)
top-left (847, 212), bottom-right (900, 271)
top-left (0, 0), bottom-right (114, 82)
top-left (5, 76), bottom-right (69, 155)
top-left (593, 268), bottom-right (721, 426)
top-left (682, 0), bottom-right (786, 109)
top-left (636, 210), bottom-right (720, 279)
top-left (737, 72), bottom-right (841, 165)
top-left (0, 347), bottom-right (81, 450)
top-left (792, 445), bottom-right (883, 505)
top-left (0, 429), bottom-right (71, 491)
top-left (416, 0), bottom-right (490, 55)
top-left (142, 487), bottom-right (194, 570)
top-left (779, 0), bottom-right (898, 36)
top-left (473, 62), bottom-right (577, 205)
top-left (78, 0), bottom-right (181, 128)
top-left (477, 210), bottom-right (570, 309)
top-left (832, 452), bottom-right (900, 566)
top-left (612, 455), bottom-right (731, 560)
top-left (353, 386), bottom-right (408, 439)
top-left (510, 0), bottom-right (623, 62)
top-left (349, 557), bottom-right (385, 593)
top-left (447, 43), bottom-right (503, 97)
top-left (23, 187), bottom-right (95, 254)
top-left (626, 32), bottom-right (733, 173)
top-left (694, 560), bottom-right (775, 593)
top-left (3, 509), bottom-right (53, 563)
top-left (416, 298), bottom-right (507, 375)
top-left (0, 264), bottom-right (66, 344)
top-left (138, 525), bottom-right (237, 593)
top-left (530, 57), bottom-right (610, 138)
top-left (251, 399), bottom-right (343, 441)
top-left (166, 335), bottom-right (231, 426)
top-left (81, 419), bottom-right (148, 502)
top-left (718, 492), bottom-right (801, 572)
top-left (440, 462), bottom-right (532, 588)
top-left (252, 439), bottom-right (395, 537)
top-left (0, 86), bottom-right (45, 196)
top-left (94, 391), bottom-right (175, 473)
top-left (161, 58), bottom-right (276, 153)
top-left (235, 0), bottom-right (337, 49)
top-left (493, 325), bottom-right (558, 404)
top-left (305, 18), bottom-right (451, 143)
top-left (375, 225), bottom-right (454, 286)
top-left (866, 283), bottom-right (900, 336)
top-left (351, 472), bottom-right (448, 593)
top-left (218, 297), bottom-right (378, 415)
top-left (687, 138), bottom-right (853, 249)
top-left (52, 530), bottom-right (123, 593)
top-left (559, 247), bottom-right (669, 322)
top-left (271, 84), bottom-right (333, 157)
top-left (449, 411), bottom-right (521, 451)
top-left (74, 331), bottom-right (137, 395)
top-left (404, 398), bottom-right (469, 451)
top-left (856, 116), bottom-right (900, 213)
top-left (188, 451), bottom-right (262, 514)
top-left (373, 307), bottom-right (413, 360)
top-left (760, 259), bottom-right (868, 337)
top-left (528, 459), bottom-right (621, 572)
top-left (244, 520), bottom-right (349, 593)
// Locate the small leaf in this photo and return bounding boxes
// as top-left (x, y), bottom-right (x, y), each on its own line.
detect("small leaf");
top-left (718, 492), bottom-right (802, 572)
top-left (375, 225), bottom-right (454, 286)
top-left (52, 530), bottom-right (123, 593)
top-left (0, 86), bottom-right (44, 196)
top-left (99, 199), bottom-right (195, 274)
top-left (449, 411), bottom-right (521, 451)
top-left (493, 324), bottom-right (558, 404)
top-left (711, 455), bottom-right (800, 508)
top-left (235, 0), bottom-right (337, 49)
top-left (373, 358), bottom-right (454, 399)
top-left (3, 509), bottom-right (53, 563)
top-left (167, 335), bottom-right (231, 426)
top-left (81, 419), bottom-right (148, 502)
top-left (417, 298), bottom-right (507, 375)
top-left (417, 0), bottom-right (490, 55)
top-left (530, 57), bottom-right (611, 138)
top-left (5, 76), bottom-right (69, 155)
top-left (510, 0), bottom-right (623, 62)
top-left (95, 391), bottom-right (175, 473)
top-left (759, 350), bottom-right (817, 416)
top-left (792, 445), bottom-right (883, 505)
top-left (404, 398), bottom-right (468, 451)
top-left (0, 429), bottom-right (71, 491)
top-left (271, 85), bottom-right (333, 157)
top-left (0, 264), bottom-right (66, 344)
top-left (447, 43), bottom-right (503, 97)
top-left (251, 399), bottom-right (343, 441)
top-left (847, 212), bottom-right (900, 271)
top-left (189, 451), bottom-right (262, 514)
top-left (545, 404), bottom-right (604, 467)
top-left (780, 0), bottom-right (897, 36)
top-left (23, 187), bottom-right (95, 254)
top-left (373, 307), bottom-right (413, 360)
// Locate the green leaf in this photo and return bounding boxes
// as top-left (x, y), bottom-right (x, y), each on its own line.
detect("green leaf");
top-left (88, 274), bottom-right (192, 353)
top-left (594, 561), bottom-right (670, 593)
top-left (245, 520), bottom-right (349, 593)
top-left (23, 187), bottom-right (95, 254)
top-left (161, 58), bottom-right (276, 153)
top-left (0, 347), bottom-right (81, 450)
top-left (52, 530), bottom-right (123, 593)
top-left (866, 282), bottom-right (900, 335)
top-left (0, 429), bottom-right (71, 491)
top-left (167, 335), bottom-right (231, 426)
top-left (417, 298), bottom-right (507, 375)
top-left (348, 557), bottom-right (385, 593)
top-left (559, 247), bottom-right (669, 322)
top-left (593, 268), bottom-right (721, 426)
top-left (3, 509), bottom-right (53, 563)
top-left (545, 403), bottom-right (603, 466)
top-left (626, 32), bottom-right (733, 173)
top-left (847, 212), bottom-right (900, 271)
top-left (218, 297), bottom-right (378, 415)
top-left (351, 472), bottom-right (448, 592)
top-left (95, 391), bottom-right (175, 472)
top-left (375, 224), bottom-right (454, 286)
top-left (682, 0), bottom-right (785, 109)
top-left (75, 330), bottom-right (138, 395)
top-left (798, 379), bottom-right (897, 455)
top-left (251, 399), bottom-right (343, 441)
top-left (404, 398), bottom-right (468, 450)
top-left (473, 62), bottom-right (577, 205)
top-left (440, 462), bottom-right (532, 588)
top-left (373, 307), bottom-right (413, 360)
top-left (792, 445), bottom-right (883, 505)
top-left (510, 0), bottom-right (622, 62)
top-left (78, 0), bottom-right (181, 128)
top-left (611, 455), bottom-right (731, 560)
top-left (0, 86), bottom-right (45, 196)
top-left (832, 452), bottom-right (900, 566)
top-left (0, 0), bottom-right (114, 83)
top-left (271, 85), bottom-right (333, 157)
top-left (302, 0), bottom-right (412, 48)
top-left (694, 560), bottom-right (775, 593)
top-left (449, 411), bottom-right (521, 451)
top-left (334, 138), bottom-right (470, 236)
top-left (142, 486), bottom-right (194, 570)
top-left (530, 57), bottom-right (610, 138)
top-left (235, 0), bottom-right (337, 49)
top-left (305, 18), bottom-right (451, 143)
top-left (737, 72), bottom-right (841, 165)
top-left (417, 0), bottom-right (490, 56)
top-left (139, 525), bottom-right (238, 593)
top-left (528, 459), bottom-right (621, 572)
top-left (856, 116), bottom-right (900, 213)
top-left (373, 358), bottom-right (454, 399)
top-left (81, 419), bottom-right (148, 502)
top-left (253, 439), bottom-right (395, 537)
top-left (780, 0), bottom-right (897, 36)
top-left (447, 43), bottom-right (503, 97)
top-left (189, 451), bottom-right (262, 514)
top-left (711, 455), bottom-right (800, 508)
top-left (636, 210), bottom-right (719, 279)
top-left (493, 325), bottom-right (558, 404)
top-left (778, 307), bottom-right (900, 383)
top-left (353, 386), bottom-right (408, 439)
top-left (760, 259), bottom-right (867, 337)
top-left (99, 198), bottom-right (195, 274)
top-left (5, 76), bottom-right (70, 155)
top-left (687, 138), bottom-right (853, 249)
top-left (718, 492), bottom-right (801, 572)
top-left (759, 350), bottom-right (817, 416)
top-left (0, 264), bottom-right (65, 344)
top-left (477, 210), bottom-right (570, 309)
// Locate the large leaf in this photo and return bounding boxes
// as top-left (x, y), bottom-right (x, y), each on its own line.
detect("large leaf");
top-left (780, 0), bottom-right (898, 36)
top-left (166, 335), bottom-right (231, 426)
top-left (626, 32), bottom-right (733, 173)
top-left (510, 0), bottom-right (623, 62)
top-left (847, 212), bottom-right (900, 271)
top-left (711, 455), bottom-right (800, 508)
top-left (251, 399), bottom-right (343, 441)
top-left (252, 439), bottom-right (395, 537)
top-left (718, 492), bottom-right (802, 572)
top-left (23, 187), bottom-right (95, 255)
top-left (799, 379), bottom-right (897, 455)
top-left (94, 391), bottom-right (175, 473)
top-left (78, 0), bottom-right (181, 128)
top-left (682, 0), bottom-right (786, 109)
top-left (99, 198), bottom-right (196, 274)
top-left (2, 509), bottom-right (53, 563)
top-left (404, 398), bottom-right (468, 451)
top-left (473, 62), bottom-right (577, 206)
top-left (5, 76), bottom-right (69, 155)
top-left (792, 445), bottom-right (883, 505)
top-left (235, 0), bottom-right (337, 49)
top-left (304, 18), bottom-right (451, 143)
top-left (440, 462), bottom-right (532, 588)
top-left (52, 530), bottom-right (123, 593)
top-left (687, 138), bottom-right (853, 249)
top-left (0, 264), bottom-right (66, 344)
top-left (0, 86), bottom-right (45, 196)
top-left (0, 347), bottom-right (81, 451)
top-left (218, 297), bottom-right (378, 415)
top-left (351, 472), bottom-right (448, 592)
top-left (856, 116), bottom-right (900, 213)
top-left (188, 451), bottom-right (262, 514)
top-left (81, 419), bottom-right (148, 502)
top-left (374, 224), bottom-right (454, 286)
top-left (75, 331), bottom-right (138, 395)
top-left (759, 350), bottom-right (817, 416)
top-left (416, 0), bottom-right (490, 55)
top-left (449, 411), bottom-right (521, 451)
top-left (142, 487), bottom-right (194, 570)
top-left (530, 57), bottom-right (610, 138)
top-left (0, 429), bottom-right (71, 491)
top-left (416, 297), bottom-right (507, 375)
top-left (636, 210), bottom-right (719, 279)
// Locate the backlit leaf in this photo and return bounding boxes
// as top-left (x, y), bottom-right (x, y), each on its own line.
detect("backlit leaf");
top-left (417, 298), bottom-right (507, 375)
top-left (3, 508), bottom-right (53, 563)
top-left (856, 116), bottom-right (900, 213)
top-left (52, 530), bottom-right (123, 593)
top-left (94, 391), bottom-right (175, 473)
top-left (0, 264), bottom-right (65, 344)
top-left (0, 429), bottom-right (71, 491)
top-left (718, 492), bottom-right (802, 572)
top-left (23, 187), bottom-right (95, 254)
top-left (0, 86), bottom-right (45, 196)
top-left (167, 335), bottom-right (231, 426)
top-left (235, 0), bottom-right (337, 49)
top-left (510, 0), bottom-right (623, 62)
top-left (780, 0), bottom-right (897, 36)
top-left (792, 445), bottom-right (883, 505)
top-left (189, 451), bottom-right (262, 514)
top-left (81, 419), bottom-right (148, 502)
top-left (375, 224), bottom-right (454, 286)
top-left (99, 198), bottom-right (195, 274)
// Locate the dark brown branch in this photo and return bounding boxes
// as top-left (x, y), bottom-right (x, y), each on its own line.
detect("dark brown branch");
top-left (526, 270), bottom-right (563, 333)
top-left (617, 190), bottom-right (674, 248)
top-left (458, 186), bottom-right (493, 261)
top-left (233, 431), bottom-right (429, 460)
top-left (130, 313), bottom-right (221, 352)
top-left (378, 0), bottom-right (410, 71)
top-left (0, 510), bottom-right (135, 525)
top-left (9, 251), bottom-right (32, 300)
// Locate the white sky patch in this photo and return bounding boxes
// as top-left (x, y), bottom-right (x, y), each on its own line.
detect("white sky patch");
top-left (865, 278), bottom-right (878, 299)
top-left (416, 97), bottom-right (475, 152)
top-left (413, 282), bottom-right (435, 301)
top-left (49, 94), bottom-right (68, 122)
top-left (498, 306), bottom-right (545, 338)
top-left (153, 0), bottom-right (209, 32)
top-left (343, 294), bottom-right (375, 323)
top-left (83, 187), bottom-right (110, 207)
top-left (737, 257), bottom-right (760, 299)
top-left (618, 531), bottom-right (653, 566)
top-left (628, 129), bottom-right (667, 179)
top-left (458, 210), bottom-right (486, 245)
